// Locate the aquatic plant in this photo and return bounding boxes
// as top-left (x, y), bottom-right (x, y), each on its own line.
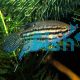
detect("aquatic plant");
top-left (0, 0), bottom-right (80, 32)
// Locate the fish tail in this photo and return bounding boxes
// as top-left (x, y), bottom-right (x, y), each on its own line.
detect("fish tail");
top-left (3, 33), bottom-right (22, 52)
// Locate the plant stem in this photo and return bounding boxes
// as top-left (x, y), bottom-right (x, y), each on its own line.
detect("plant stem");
top-left (50, 60), bottom-right (80, 80)
top-left (0, 10), bottom-right (8, 35)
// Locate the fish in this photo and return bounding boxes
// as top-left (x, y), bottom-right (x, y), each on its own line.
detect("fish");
top-left (3, 21), bottom-right (77, 60)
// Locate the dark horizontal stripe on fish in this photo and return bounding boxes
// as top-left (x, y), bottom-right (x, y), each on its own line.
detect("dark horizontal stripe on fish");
top-left (22, 29), bottom-right (68, 37)
top-left (24, 37), bottom-right (58, 41)
top-left (22, 27), bottom-right (67, 35)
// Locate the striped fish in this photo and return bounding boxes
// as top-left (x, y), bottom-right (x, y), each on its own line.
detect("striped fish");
top-left (3, 21), bottom-right (77, 60)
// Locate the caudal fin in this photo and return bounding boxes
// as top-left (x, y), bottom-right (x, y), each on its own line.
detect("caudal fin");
top-left (3, 33), bottom-right (22, 52)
